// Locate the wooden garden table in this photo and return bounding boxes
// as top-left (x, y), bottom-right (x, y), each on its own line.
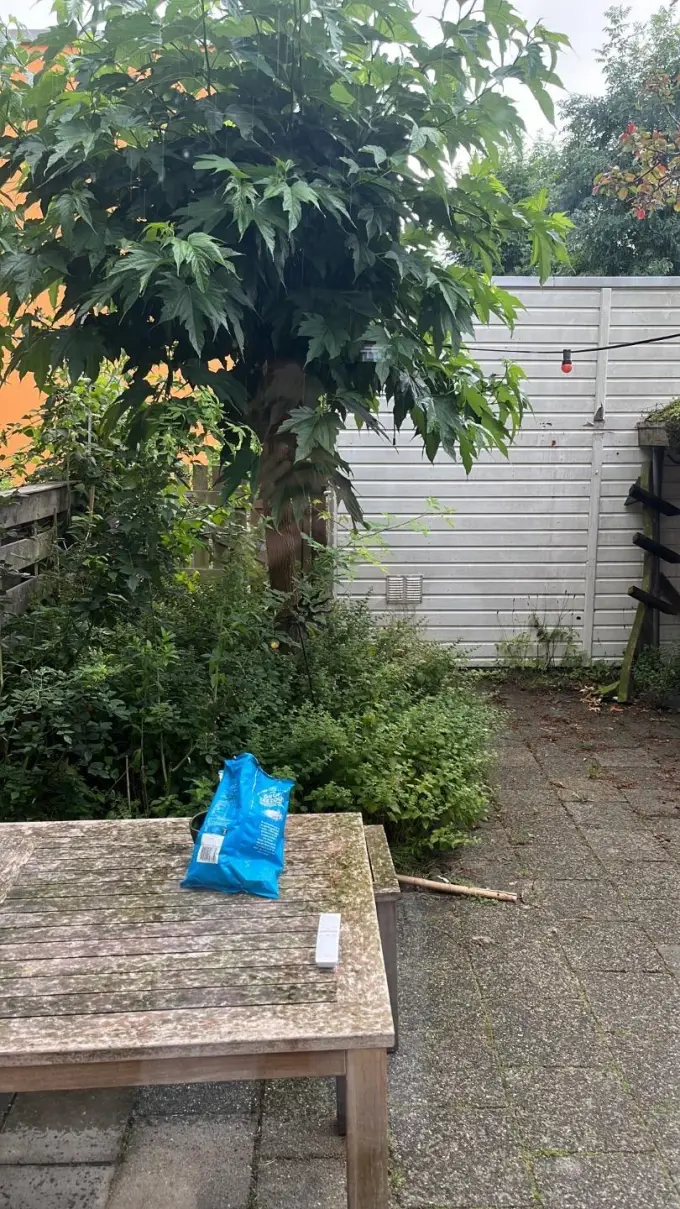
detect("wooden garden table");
top-left (0, 813), bottom-right (393, 1209)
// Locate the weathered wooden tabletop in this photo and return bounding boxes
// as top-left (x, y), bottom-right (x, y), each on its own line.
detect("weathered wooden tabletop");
top-left (0, 813), bottom-right (394, 1075)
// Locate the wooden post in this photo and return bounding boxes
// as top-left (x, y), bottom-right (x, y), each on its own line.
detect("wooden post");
top-left (651, 446), bottom-right (665, 649)
top-left (618, 452), bottom-right (654, 703)
top-left (345, 1048), bottom-right (389, 1209)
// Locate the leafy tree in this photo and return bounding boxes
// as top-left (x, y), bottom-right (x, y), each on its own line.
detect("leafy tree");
top-left (0, 0), bottom-right (569, 587)
top-left (490, 5), bottom-right (680, 276)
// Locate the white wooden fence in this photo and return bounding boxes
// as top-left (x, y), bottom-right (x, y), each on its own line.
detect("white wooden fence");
top-left (339, 277), bottom-right (680, 664)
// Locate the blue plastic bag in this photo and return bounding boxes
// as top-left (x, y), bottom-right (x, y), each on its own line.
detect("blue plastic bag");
top-left (181, 753), bottom-right (294, 899)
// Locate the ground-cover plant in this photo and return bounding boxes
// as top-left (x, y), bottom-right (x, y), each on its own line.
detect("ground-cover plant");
top-left (0, 375), bottom-right (495, 858)
top-left (633, 642), bottom-right (680, 708)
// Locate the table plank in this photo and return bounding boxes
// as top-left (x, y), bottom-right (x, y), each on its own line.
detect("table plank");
top-left (364, 825), bottom-right (400, 901)
top-left (0, 814), bottom-right (394, 1069)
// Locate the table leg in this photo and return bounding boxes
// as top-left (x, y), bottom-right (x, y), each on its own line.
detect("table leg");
top-left (377, 899), bottom-right (398, 1052)
top-left (345, 1048), bottom-right (388, 1209)
top-left (336, 1076), bottom-right (347, 1136)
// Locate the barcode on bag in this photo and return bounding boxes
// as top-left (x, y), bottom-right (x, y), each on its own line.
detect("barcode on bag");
top-left (197, 834), bottom-right (223, 864)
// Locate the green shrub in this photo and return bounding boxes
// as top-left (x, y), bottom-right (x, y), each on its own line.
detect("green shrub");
top-left (633, 643), bottom-right (680, 708)
top-left (0, 580), bottom-right (494, 856)
top-left (0, 370), bottom-right (495, 857)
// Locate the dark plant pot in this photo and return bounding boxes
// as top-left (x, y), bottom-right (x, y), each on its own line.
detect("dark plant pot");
top-left (189, 811), bottom-right (207, 842)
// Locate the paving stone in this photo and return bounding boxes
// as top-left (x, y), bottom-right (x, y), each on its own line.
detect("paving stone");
top-left (394, 900), bottom-right (507, 1109)
top-left (509, 840), bottom-right (601, 880)
top-left (659, 945), bottom-right (680, 975)
top-left (646, 820), bottom-right (680, 863)
top-left (579, 971), bottom-right (680, 1033)
top-left (534, 1153), bottom-right (680, 1209)
top-left (391, 1032), bottom-right (507, 1111)
top-left (260, 1079), bottom-right (343, 1159)
top-left (582, 829), bottom-right (672, 867)
top-left (510, 821), bottom-right (585, 849)
top-left (0, 1089), bottom-right (134, 1164)
top-left (566, 801), bottom-right (647, 830)
top-left (526, 879), bottom-right (636, 921)
top-left (398, 894), bottom-right (472, 972)
top-left (504, 1067), bottom-right (652, 1154)
top-left (472, 935), bottom-right (578, 997)
top-left (610, 1032), bottom-right (680, 1109)
top-left (135, 1081), bottom-right (255, 1119)
top-left (0, 1165), bottom-right (113, 1209)
top-left (494, 797), bottom-right (567, 829)
top-left (256, 1158), bottom-right (345, 1209)
top-left (105, 1115), bottom-right (255, 1209)
top-left (666, 1150), bottom-right (680, 1179)
top-left (625, 793), bottom-right (680, 819)
top-left (554, 921), bottom-right (666, 972)
top-left (628, 899), bottom-right (680, 944)
top-left (550, 777), bottom-right (627, 805)
top-left (594, 748), bottom-right (661, 770)
top-left (603, 862), bottom-right (680, 900)
top-left (391, 1104), bottom-right (533, 1208)
top-left (457, 827), bottom-right (518, 864)
top-left (456, 899), bottom-right (541, 940)
top-left (646, 1103), bottom-right (680, 1151)
top-left (485, 990), bottom-right (608, 1067)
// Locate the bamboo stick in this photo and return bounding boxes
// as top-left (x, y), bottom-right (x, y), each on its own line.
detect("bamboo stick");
top-left (396, 874), bottom-right (518, 903)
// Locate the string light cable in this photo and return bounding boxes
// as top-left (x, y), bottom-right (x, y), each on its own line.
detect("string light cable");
top-left (471, 330), bottom-right (680, 373)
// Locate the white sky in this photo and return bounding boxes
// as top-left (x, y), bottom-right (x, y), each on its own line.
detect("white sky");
top-left (1, 0), bottom-right (657, 127)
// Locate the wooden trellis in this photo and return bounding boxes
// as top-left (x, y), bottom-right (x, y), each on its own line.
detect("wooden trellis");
top-left (616, 422), bottom-right (680, 702)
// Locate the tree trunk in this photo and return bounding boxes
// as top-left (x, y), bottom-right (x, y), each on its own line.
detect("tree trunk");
top-left (265, 503), bottom-right (302, 595)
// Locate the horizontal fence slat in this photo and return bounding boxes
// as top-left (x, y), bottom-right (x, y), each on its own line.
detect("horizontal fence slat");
top-left (0, 530), bottom-right (54, 571)
top-left (0, 483), bottom-right (69, 529)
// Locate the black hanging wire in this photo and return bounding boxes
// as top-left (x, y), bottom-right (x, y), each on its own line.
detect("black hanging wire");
top-left (475, 331), bottom-right (680, 356)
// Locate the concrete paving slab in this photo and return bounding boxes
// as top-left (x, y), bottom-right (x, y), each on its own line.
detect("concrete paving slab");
top-left (647, 1103), bottom-right (680, 1152)
top-left (105, 1115), bottom-right (254, 1209)
top-left (582, 829), bottom-right (672, 866)
top-left (578, 971), bottom-right (680, 1033)
top-left (134, 1082), bottom-right (255, 1119)
top-left (0, 1164), bottom-right (114, 1209)
top-left (510, 840), bottom-right (602, 880)
top-left (0, 1090), bottom-right (134, 1164)
top-left (567, 800), bottom-right (648, 830)
top-left (526, 879), bottom-right (636, 921)
top-left (260, 1079), bottom-right (343, 1159)
top-left (504, 1066), bottom-right (652, 1154)
top-left (554, 921), bottom-right (666, 972)
top-left (624, 793), bottom-right (680, 819)
top-left (610, 1032), bottom-right (680, 1109)
top-left (257, 1158), bottom-right (345, 1209)
top-left (471, 935), bottom-right (578, 997)
top-left (485, 990), bottom-right (609, 1067)
top-left (390, 1104), bottom-right (533, 1208)
top-left (534, 1153), bottom-right (680, 1209)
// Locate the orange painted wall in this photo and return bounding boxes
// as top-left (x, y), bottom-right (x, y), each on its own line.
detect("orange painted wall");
top-left (0, 375), bottom-right (41, 454)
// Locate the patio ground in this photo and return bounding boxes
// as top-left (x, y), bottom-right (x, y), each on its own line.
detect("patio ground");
top-left (1, 684), bottom-right (680, 1209)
